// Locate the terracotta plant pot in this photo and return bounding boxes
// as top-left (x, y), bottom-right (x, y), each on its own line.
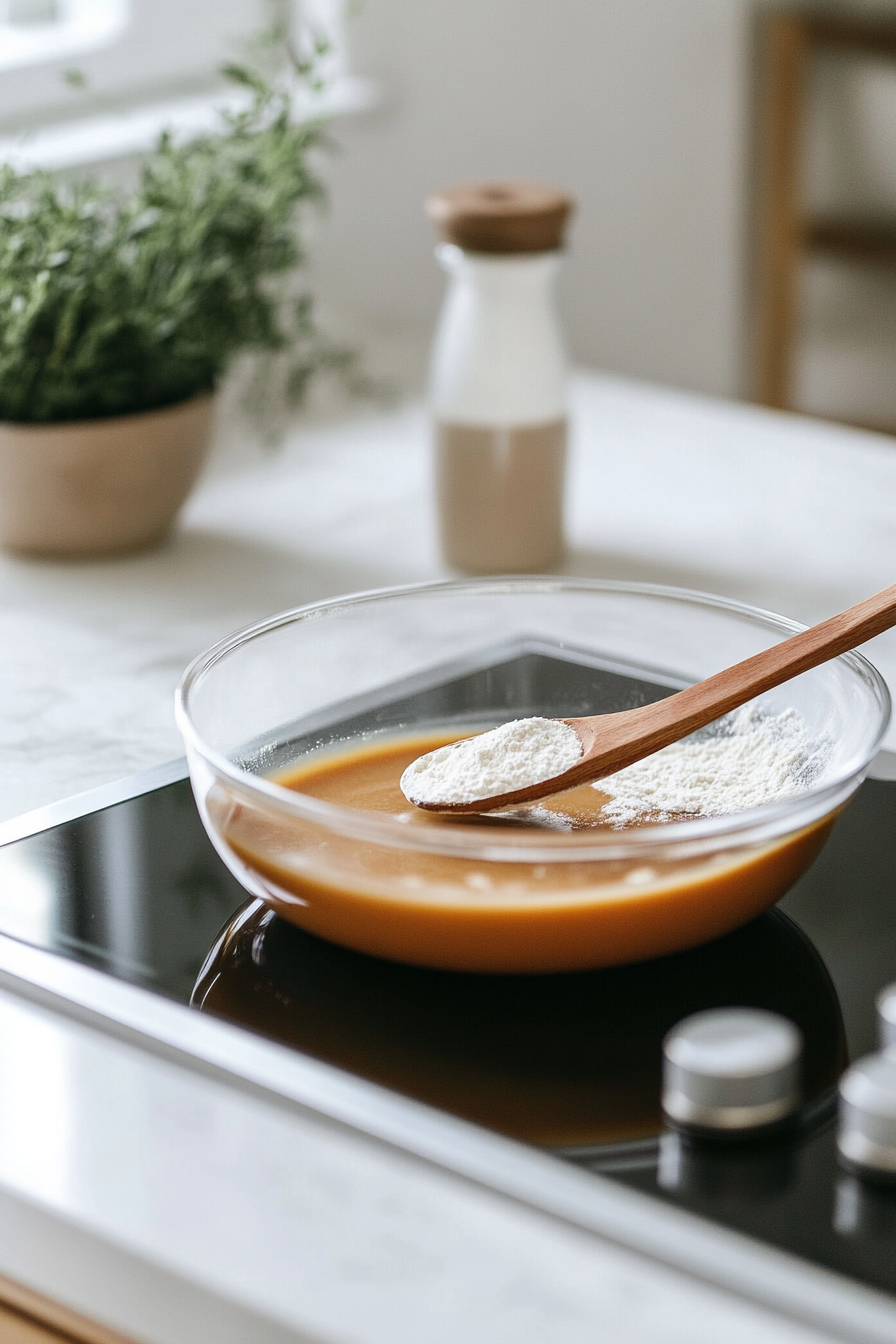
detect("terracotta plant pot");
top-left (0, 393), bottom-right (215, 558)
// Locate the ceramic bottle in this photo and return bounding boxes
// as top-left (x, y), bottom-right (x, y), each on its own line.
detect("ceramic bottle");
top-left (426, 181), bottom-right (574, 573)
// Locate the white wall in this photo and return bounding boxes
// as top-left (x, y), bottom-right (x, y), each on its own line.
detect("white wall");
top-left (311, 0), bottom-right (753, 400)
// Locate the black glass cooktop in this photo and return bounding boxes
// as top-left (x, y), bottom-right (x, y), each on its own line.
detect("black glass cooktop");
top-left (1, 647), bottom-right (895, 1299)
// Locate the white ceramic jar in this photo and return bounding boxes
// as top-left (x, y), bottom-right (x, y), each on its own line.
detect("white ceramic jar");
top-left (426, 182), bottom-right (573, 573)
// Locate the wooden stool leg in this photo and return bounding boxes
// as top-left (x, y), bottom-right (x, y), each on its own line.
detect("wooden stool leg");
top-left (755, 13), bottom-right (809, 409)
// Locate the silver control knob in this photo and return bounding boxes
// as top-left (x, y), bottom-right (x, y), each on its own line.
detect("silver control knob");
top-left (838, 1052), bottom-right (896, 1179)
top-left (663, 1008), bottom-right (802, 1132)
top-left (877, 983), bottom-right (896, 1050)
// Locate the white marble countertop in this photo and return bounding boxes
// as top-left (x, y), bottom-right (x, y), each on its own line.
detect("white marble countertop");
top-left (3, 369), bottom-right (896, 823)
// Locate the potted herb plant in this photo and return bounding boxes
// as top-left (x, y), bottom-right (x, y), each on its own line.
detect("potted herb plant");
top-left (0, 39), bottom-right (347, 557)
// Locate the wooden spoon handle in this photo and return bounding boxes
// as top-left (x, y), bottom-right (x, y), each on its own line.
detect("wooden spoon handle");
top-left (674, 581), bottom-right (896, 721)
top-left (577, 583), bottom-right (896, 766)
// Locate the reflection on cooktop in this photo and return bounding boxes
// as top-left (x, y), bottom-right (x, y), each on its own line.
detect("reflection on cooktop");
top-left (193, 900), bottom-right (845, 1148)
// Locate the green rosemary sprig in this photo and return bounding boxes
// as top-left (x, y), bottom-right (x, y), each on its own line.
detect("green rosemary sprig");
top-left (0, 35), bottom-right (349, 425)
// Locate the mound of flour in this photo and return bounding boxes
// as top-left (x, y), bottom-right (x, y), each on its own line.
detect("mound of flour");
top-left (595, 703), bottom-right (826, 825)
top-left (400, 717), bottom-right (583, 805)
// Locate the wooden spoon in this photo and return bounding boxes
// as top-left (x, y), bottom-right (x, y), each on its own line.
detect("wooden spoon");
top-left (408, 583), bottom-right (896, 813)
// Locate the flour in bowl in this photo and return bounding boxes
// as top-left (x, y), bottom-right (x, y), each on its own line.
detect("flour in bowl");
top-left (400, 717), bottom-right (582, 806)
top-left (595, 703), bottom-right (827, 825)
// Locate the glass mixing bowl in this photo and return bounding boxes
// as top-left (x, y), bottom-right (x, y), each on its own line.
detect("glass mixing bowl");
top-left (175, 579), bottom-right (890, 973)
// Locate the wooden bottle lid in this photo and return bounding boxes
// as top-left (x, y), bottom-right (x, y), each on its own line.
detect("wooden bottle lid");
top-left (426, 181), bottom-right (574, 254)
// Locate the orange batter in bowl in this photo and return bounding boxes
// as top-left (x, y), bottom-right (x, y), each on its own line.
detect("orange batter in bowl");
top-left (210, 732), bottom-right (838, 973)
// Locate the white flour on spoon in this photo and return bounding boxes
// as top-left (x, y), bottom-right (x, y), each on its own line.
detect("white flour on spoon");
top-left (400, 716), bottom-right (582, 806)
top-left (400, 702), bottom-right (825, 819)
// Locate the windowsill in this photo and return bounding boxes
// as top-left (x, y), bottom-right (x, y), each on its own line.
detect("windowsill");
top-left (0, 0), bottom-right (128, 74)
top-left (0, 73), bottom-right (379, 171)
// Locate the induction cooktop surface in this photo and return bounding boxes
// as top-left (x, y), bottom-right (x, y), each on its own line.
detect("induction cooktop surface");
top-left (2, 646), bottom-right (895, 1303)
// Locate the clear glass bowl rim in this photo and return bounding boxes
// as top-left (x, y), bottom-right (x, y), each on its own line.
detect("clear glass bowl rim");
top-left (175, 577), bottom-right (892, 864)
